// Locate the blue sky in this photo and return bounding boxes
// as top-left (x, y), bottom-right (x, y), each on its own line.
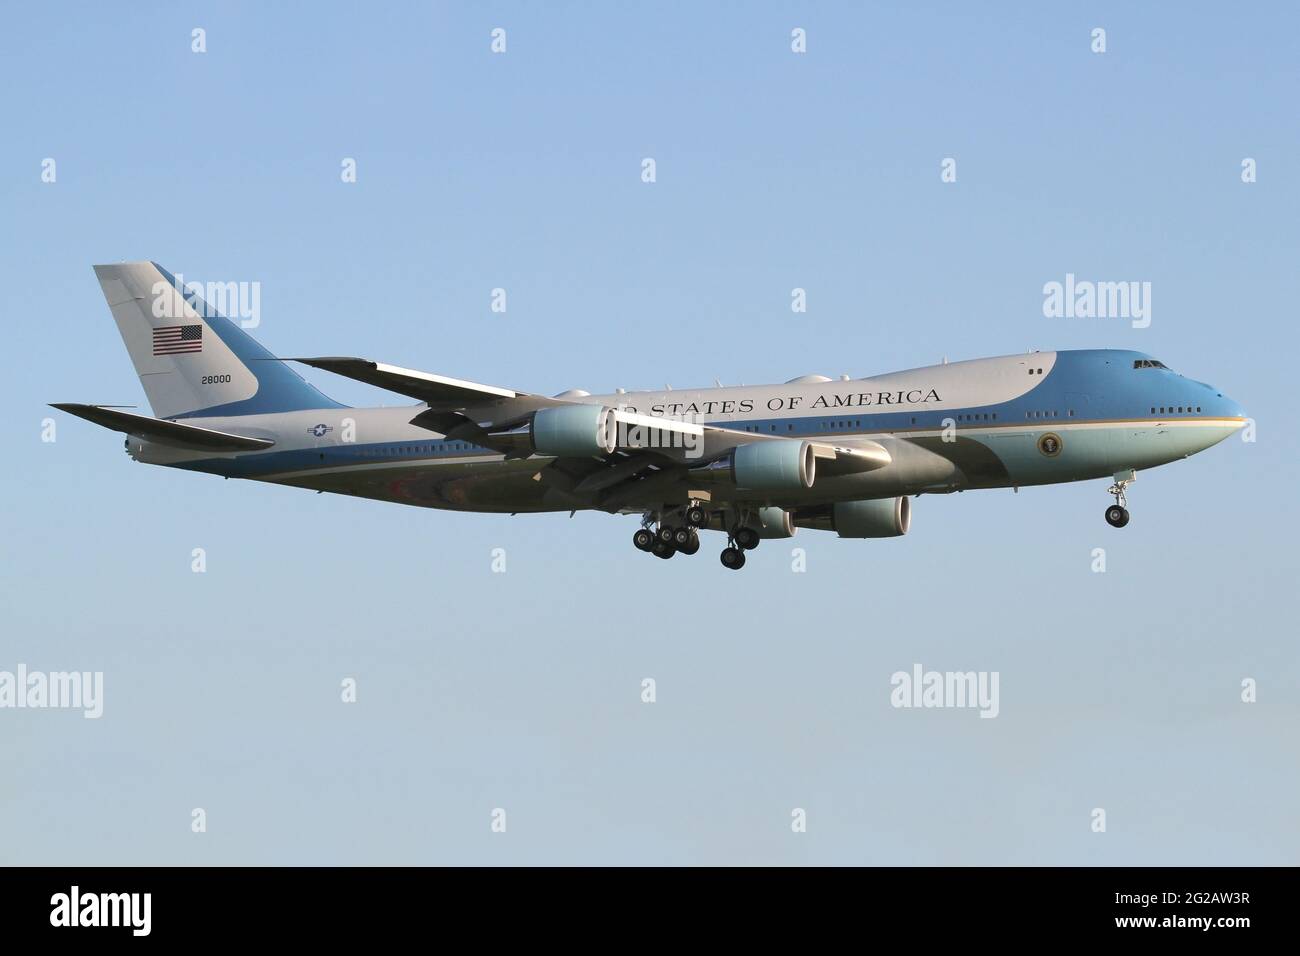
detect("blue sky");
top-left (1, 2), bottom-right (1296, 864)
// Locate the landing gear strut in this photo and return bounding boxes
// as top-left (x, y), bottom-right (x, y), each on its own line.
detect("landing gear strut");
top-left (1105, 471), bottom-right (1135, 528)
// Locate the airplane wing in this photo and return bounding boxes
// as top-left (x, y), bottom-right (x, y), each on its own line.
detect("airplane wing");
top-left (287, 357), bottom-right (561, 422)
top-left (290, 356), bottom-right (890, 478)
top-left (50, 404), bottom-right (276, 451)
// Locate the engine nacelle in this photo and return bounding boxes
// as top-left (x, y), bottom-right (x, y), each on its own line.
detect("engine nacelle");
top-left (732, 440), bottom-right (815, 491)
top-left (833, 497), bottom-right (911, 538)
top-left (531, 404), bottom-right (616, 457)
top-left (746, 506), bottom-right (796, 539)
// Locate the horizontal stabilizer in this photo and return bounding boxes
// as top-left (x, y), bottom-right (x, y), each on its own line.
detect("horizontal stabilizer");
top-left (50, 403), bottom-right (275, 452)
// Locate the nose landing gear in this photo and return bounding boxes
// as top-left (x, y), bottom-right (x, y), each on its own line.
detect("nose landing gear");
top-left (1105, 470), bottom-right (1135, 528)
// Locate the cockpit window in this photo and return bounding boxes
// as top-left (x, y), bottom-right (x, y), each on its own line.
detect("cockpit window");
top-left (1133, 359), bottom-right (1169, 369)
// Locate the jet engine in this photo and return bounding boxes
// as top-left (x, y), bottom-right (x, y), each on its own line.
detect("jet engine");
top-left (746, 506), bottom-right (796, 538)
top-left (530, 404), bottom-right (616, 457)
top-left (832, 497), bottom-right (911, 538)
top-left (731, 440), bottom-right (816, 491)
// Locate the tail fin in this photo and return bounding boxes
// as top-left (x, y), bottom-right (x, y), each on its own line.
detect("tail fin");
top-left (92, 261), bottom-right (344, 419)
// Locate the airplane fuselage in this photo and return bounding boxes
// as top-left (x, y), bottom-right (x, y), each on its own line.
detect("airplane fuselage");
top-left (129, 349), bottom-right (1246, 515)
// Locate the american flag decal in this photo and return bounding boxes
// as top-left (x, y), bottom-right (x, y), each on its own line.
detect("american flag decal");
top-left (152, 324), bottom-right (203, 356)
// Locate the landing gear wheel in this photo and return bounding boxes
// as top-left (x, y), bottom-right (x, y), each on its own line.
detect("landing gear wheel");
top-left (678, 531), bottom-right (700, 556)
top-left (672, 526), bottom-right (694, 548)
top-left (633, 528), bottom-right (655, 552)
top-left (652, 541), bottom-right (676, 559)
top-left (720, 546), bottom-right (746, 570)
top-left (685, 506), bottom-right (707, 528)
top-left (1105, 473), bottom-right (1135, 528)
top-left (656, 526), bottom-right (676, 545)
top-left (734, 527), bottom-right (760, 551)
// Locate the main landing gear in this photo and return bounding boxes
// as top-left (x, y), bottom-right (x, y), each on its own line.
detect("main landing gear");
top-left (719, 521), bottom-right (761, 571)
top-left (635, 527), bottom-right (684, 559)
top-left (634, 504), bottom-right (763, 571)
top-left (633, 505), bottom-right (707, 560)
top-left (1105, 470), bottom-right (1135, 528)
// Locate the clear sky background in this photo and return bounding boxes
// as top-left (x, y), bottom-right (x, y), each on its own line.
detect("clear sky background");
top-left (1, 2), bottom-right (1295, 865)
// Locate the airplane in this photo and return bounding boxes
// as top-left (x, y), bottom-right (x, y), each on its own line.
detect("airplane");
top-left (54, 262), bottom-right (1247, 571)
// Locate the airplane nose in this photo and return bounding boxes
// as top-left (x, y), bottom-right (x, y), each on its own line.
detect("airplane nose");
top-left (1215, 391), bottom-right (1247, 422)
top-left (1185, 387), bottom-right (1248, 453)
top-left (1191, 379), bottom-right (1246, 422)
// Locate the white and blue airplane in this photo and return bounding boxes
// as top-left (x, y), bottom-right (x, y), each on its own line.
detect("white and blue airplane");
top-left (56, 262), bottom-right (1247, 570)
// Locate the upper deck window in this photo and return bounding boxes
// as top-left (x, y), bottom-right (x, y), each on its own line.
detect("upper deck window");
top-left (1133, 359), bottom-right (1169, 369)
